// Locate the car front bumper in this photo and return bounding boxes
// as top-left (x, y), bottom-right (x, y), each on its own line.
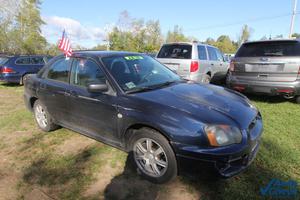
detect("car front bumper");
top-left (172, 118), bottom-right (263, 178)
top-left (228, 76), bottom-right (300, 96)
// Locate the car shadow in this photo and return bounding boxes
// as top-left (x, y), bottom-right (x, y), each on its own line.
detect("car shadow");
top-left (103, 139), bottom-right (298, 200)
top-left (104, 153), bottom-right (160, 200)
top-left (0, 82), bottom-right (21, 87)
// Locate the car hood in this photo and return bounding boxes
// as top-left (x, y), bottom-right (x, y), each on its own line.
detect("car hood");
top-left (130, 82), bottom-right (258, 129)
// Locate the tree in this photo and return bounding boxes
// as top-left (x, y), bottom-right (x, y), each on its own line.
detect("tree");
top-left (205, 37), bottom-right (215, 46)
top-left (238, 25), bottom-right (253, 46)
top-left (0, 0), bottom-right (47, 54)
top-left (14, 0), bottom-right (47, 54)
top-left (108, 11), bottom-right (163, 53)
top-left (292, 33), bottom-right (300, 38)
top-left (166, 25), bottom-right (189, 43)
top-left (214, 35), bottom-right (237, 53)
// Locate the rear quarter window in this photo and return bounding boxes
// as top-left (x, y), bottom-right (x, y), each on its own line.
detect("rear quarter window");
top-left (236, 41), bottom-right (300, 57)
top-left (157, 44), bottom-right (192, 59)
top-left (16, 57), bottom-right (31, 65)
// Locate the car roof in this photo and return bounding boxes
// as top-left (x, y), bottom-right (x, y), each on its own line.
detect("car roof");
top-left (243, 39), bottom-right (300, 45)
top-left (161, 42), bottom-right (216, 48)
top-left (72, 50), bottom-right (144, 58)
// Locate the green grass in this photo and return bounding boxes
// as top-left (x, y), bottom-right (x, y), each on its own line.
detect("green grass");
top-left (0, 82), bottom-right (299, 200)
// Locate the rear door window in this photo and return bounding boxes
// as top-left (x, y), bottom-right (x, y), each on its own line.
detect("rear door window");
top-left (16, 57), bottom-right (31, 65)
top-left (31, 57), bottom-right (45, 65)
top-left (236, 41), bottom-right (300, 57)
top-left (70, 58), bottom-right (106, 88)
top-left (157, 44), bottom-right (192, 59)
top-left (197, 46), bottom-right (207, 60)
top-left (207, 46), bottom-right (218, 61)
top-left (47, 58), bottom-right (72, 83)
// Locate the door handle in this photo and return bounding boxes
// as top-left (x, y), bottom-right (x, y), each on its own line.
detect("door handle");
top-left (211, 63), bottom-right (214, 66)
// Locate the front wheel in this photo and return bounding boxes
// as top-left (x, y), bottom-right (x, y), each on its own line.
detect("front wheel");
top-left (130, 128), bottom-right (177, 183)
top-left (33, 100), bottom-right (59, 132)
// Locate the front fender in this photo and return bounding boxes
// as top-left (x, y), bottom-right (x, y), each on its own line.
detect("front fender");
top-left (117, 105), bottom-right (208, 148)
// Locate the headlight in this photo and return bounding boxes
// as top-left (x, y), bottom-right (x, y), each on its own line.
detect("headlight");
top-left (204, 125), bottom-right (242, 147)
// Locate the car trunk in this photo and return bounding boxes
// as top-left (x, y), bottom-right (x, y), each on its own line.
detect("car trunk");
top-left (158, 58), bottom-right (191, 78)
top-left (233, 57), bottom-right (300, 82)
top-left (233, 40), bottom-right (300, 82)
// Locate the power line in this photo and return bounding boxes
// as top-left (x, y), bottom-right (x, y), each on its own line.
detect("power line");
top-left (184, 12), bottom-right (300, 32)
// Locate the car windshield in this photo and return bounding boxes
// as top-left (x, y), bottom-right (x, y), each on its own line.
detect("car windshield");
top-left (236, 41), bottom-right (300, 57)
top-left (101, 55), bottom-right (181, 92)
top-left (0, 57), bottom-right (9, 65)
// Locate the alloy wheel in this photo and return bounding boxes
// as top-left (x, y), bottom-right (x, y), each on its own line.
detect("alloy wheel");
top-left (133, 138), bottom-right (168, 177)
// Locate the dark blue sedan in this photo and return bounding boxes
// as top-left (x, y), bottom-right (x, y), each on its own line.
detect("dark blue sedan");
top-left (0, 55), bottom-right (52, 85)
top-left (23, 51), bottom-right (263, 183)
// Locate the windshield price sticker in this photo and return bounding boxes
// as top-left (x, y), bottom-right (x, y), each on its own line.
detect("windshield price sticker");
top-left (124, 56), bottom-right (144, 60)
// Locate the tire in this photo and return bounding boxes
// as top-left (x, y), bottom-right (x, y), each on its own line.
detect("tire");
top-left (129, 128), bottom-right (177, 184)
top-left (203, 74), bottom-right (211, 83)
top-left (296, 96), bottom-right (300, 104)
top-left (33, 100), bottom-right (59, 132)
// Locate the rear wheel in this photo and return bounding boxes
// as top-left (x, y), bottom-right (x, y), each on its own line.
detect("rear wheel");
top-left (130, 128), bottom-right (177, 183)
top-left (33, 100), bottom-right (59, 132)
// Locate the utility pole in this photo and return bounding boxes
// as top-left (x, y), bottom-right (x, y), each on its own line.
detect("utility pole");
top-left (289, 0), bottom-right (298, 38)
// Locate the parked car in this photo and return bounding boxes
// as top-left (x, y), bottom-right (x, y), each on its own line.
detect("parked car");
top-left (156, 42), bottom-right (229, 83)
top-left (227, 39), bottom-right (300, 103)
top-left (0, 55), bottom-right (52, 85)
top-left (24, 51), bottom-right (263, 183)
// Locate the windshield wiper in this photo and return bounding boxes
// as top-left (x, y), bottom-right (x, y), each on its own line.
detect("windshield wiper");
top-left (125, 80), bottom-right (181, 94)
top-left (125, 86), bottom-right (156, 94)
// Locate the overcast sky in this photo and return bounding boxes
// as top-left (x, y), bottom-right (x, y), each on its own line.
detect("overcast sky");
top-left (40, 0), bottom-right (300, 47)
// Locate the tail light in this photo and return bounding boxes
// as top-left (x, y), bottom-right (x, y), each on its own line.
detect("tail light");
top-left (190, 61), bottom-right (199, 72)
top-left (298, 66), bottom-right (300, 77)
top-left (229, 61), bottom-right (235, 72)
top-left (0, 66), bottom-right (15, 74)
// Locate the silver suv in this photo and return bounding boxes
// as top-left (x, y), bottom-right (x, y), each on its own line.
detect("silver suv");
top-left (228, 39), bottom-right (300, 103)
top-left (156, 42), bottom-right (229, 83)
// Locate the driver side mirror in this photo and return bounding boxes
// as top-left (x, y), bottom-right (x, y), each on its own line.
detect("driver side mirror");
top-left (87, 83), bottom-right (108, 93)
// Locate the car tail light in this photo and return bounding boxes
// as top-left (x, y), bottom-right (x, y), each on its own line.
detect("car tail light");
top-left (229, 61), bottom-right (235, 72)
top-left (190, 61), bottom-right (199, 72)
top-left (298, 66), bottom-right (300, 76)
top-left (0, 66), bottom-right (15, 74)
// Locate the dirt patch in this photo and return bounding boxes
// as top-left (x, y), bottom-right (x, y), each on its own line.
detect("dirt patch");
top-left (83, 162), bottom-right (124, 197)
top-left (54, 134), bottom-right (97, 156)
top-left (157, 178), bottom-right (200, 200)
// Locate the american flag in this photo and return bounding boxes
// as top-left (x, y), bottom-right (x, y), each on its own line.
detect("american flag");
top-left (58, 30), bottom-right (73, 57)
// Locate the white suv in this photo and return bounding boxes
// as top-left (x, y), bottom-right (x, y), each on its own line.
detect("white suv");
top-left (156, 42), bottom-right (229, 83)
